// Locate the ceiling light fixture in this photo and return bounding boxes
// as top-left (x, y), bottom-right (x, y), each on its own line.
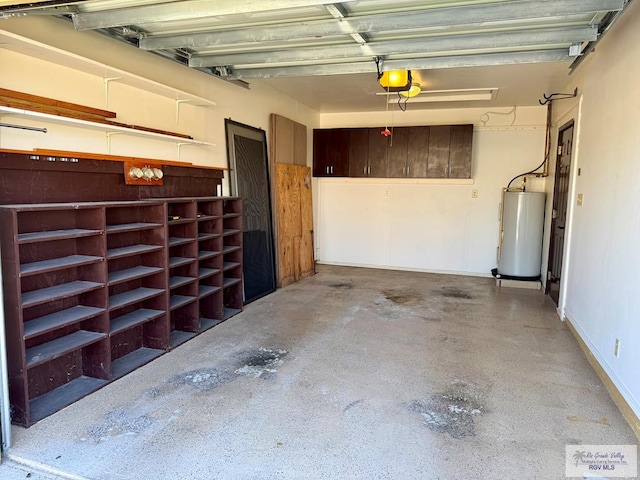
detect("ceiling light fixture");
top-left (379, 69), bottom-right (412, 92)
top-left (400, 83), bottom-right (422, 98)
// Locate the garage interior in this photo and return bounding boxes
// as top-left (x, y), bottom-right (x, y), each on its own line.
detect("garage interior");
top-left (0, 0), bottom-right (639, 478)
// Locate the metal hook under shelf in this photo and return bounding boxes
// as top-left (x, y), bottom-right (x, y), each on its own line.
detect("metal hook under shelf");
top-left (0, 122), bottom-right (47, 133)
top-left (538, 88), bottom-right (578, 105)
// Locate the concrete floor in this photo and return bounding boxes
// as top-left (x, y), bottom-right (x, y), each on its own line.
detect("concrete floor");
top-left (0, 265), bottom-right (637, 480)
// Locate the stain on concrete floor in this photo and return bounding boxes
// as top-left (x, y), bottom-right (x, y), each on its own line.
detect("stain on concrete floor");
top-left (343, 399), bottom-right (364, 412)
top-left (235, 347), bottom-right (288, 379)
top-left (438, 288), bottom-right (473, 300)
top-left (410, 381), bottom-right (485, 439)
top-left (86, 409), bottom-right (154, 443)
top-left (382, 289), bottom-right (423, 305)
top-left (170, 368), bottom-right (235, 391)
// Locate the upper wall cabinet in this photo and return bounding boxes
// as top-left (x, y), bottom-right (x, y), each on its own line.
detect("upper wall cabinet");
top-left (313, 129), bottom-right (350, 177)
top-left (313, 124), bottom-right (473, 179)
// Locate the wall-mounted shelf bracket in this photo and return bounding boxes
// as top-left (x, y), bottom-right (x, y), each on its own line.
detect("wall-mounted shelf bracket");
top-left (104, 77), bottom-right (123, 107)
top-left (538, 88), bottom-right (578, 105)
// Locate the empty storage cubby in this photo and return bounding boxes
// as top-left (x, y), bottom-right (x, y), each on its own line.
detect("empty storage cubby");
top-left (166, 199), bottom-right (199, 346)
top-left (105, 202), bottom-right (168, 379)
top-left (197, 198), bottom-right (223, 330)
top-left (0, 204), bottom-right (109, 426)
top-left (222, 198), bottom-right (243, 319)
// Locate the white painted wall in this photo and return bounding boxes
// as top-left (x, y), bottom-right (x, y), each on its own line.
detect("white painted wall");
top-left (549, 1), bottom-right (640, 417)
top-left (0, 16), bottom-right (319, 194)
top-left (316, 107), bottom-right (548, 276)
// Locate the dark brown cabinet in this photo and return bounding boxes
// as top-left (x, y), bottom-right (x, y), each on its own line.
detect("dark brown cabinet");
top-left (313, 124), bottom-right (473, 179)
top-left (449, 124), bottom-right (473, 178)
top-left (348, 128), bottom-right (369, 177)
top-left (407, 126), bottom-right (430, 178)
top-left (0, 196), bottom-right (243, 427)
top-left (313, 129), bottom-right (350, 177)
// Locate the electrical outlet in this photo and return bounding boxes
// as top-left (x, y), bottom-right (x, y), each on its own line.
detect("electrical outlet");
top-left (472, 189), bottom-right (478, 198)
top-left (614, 339), bottom-right (620, 357)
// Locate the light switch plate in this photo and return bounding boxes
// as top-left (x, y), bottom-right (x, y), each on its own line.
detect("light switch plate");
top-left (577, 193), bottom-right (584, 206)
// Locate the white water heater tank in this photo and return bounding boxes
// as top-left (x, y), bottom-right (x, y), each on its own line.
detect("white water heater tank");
top-left (498, 191), bottom-right (546, 279)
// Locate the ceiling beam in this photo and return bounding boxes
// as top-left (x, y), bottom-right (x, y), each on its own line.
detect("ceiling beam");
top-left (72, 0), bottom-right (357, 30)
top-left (139, 0), bottom-right (623, 51)
top-left (226, 49), bottom-right (576, 79)
top-left (189, 26), bottom-right (597, 68)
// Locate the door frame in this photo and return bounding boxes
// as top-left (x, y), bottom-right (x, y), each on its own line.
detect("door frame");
top-left (224, 119), bottom-right (277, 303)
top-left (545, 97), bottom-right (582, 319)
top-left (546, 119), bottom-right (575, 303)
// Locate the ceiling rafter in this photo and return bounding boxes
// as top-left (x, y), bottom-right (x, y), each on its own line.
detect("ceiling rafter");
top-left (226, 49), bottom-right (576, 79)
top-left (71, 0), bottom-right (357, 30)
top-left (137, 0), bottom-right (623, 51)
top-left (188, 25), bottom-right (597, 69)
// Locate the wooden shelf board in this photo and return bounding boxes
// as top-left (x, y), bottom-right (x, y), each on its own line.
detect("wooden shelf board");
top-left (200, 317), bottom-right (223, 331)
top-left (198, 232), bottom-right (220, 241)
top-left (223, 261), bottom-right (241, 272)
top-left (111, 348), bottom-right (165, 380)
top-left (223, 307), bottom-right (242, 320)
top-left (18, 228), bottom-right (102, 244)
top-left (0, 106), bottom-right (216, 146)
top-left (169, 294), bottom-right (197, 310)
top-left (222, 245), bottom-right (241, 254)
top-left (109, 287), bottom-right (164, 310)
top-left (26, 330), bottom-right (107, 368)
top-left (106, 222), bottom-right (163, 234)
top-left (198, 267), bottom-right (220, 279)
top-left (108, 265), bottom-right (164, 285)
top-left (169, 275), bottom-right (196, 289)
top-left (107, 244), bottom-right (163, 260)
top-left (223, 213), bottom-right (242, 219)
top-left (23, 305), bottom-right (105, 341)
top-left (168, 236), bottom-right (194, 247)
top-left (223, 277), bottom-right (242, 288)
top-left (198, 285), bottom-right (221, 298)
top-left (110, 308), bottom-right (165, 335)
top-left (29, 376), bottom-right (108, 425)
top-left (197, 215), bottom-right (220, 222)
top-left (22, 280), bottom-right (104, 309)
top-left (21, 254), bottom-right (103, 277)
top-left (168, 217), bottom-right (196, 225)
top-left (199, 250), bottom-right (221, 260)
top-left (169, 256), bottom-right (196, 268)
top-left (223, 229), bottom-right (241, 236)
top-left (170, 330), bottom-right (196, 348)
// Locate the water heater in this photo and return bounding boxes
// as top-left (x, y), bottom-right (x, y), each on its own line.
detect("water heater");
top-left (498, 191), bottom-right (546, 280)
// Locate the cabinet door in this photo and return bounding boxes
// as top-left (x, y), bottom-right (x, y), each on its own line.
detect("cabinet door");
top-left (368, 127), bottom-right (389, 177)
top-left (407, 126), bottom-right (429, 178)
top-left (312, 129), bottom-right (349, 177)
top-left (387, 127), bottom-right (410, 177)
top-left (313, 129), bottom-right (332, 177)
top-left (449, 124), bottom-right (473, 178)
top-left (427, 125), bottom-right (451, 178)
top-left (348, 128), bottom-right (369, 177)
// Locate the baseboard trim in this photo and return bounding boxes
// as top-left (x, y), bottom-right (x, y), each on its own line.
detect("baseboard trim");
top-left (565, 317), bottom-right (640, 441)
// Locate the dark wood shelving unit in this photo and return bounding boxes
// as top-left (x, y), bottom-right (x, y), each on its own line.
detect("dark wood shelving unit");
top-left (0, 203), bottom-right (110, 427)
top-left (105, 202), bottom-right (169, 382)
top-left (0, 196), bottom-right (243, 427)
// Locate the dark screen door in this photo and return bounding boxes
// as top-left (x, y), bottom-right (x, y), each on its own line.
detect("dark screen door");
top-left (225, 119), bottom-right (276, 303)
top-left (546, 120), bottom-right (574, 305)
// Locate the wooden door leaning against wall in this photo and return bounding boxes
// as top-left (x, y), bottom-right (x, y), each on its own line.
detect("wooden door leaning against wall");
top-left (270, 114), bottom-right (315, 287)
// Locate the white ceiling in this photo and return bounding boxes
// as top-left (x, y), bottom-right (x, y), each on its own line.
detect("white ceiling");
top-left (257, 61), bottom-right (574, 113)
top-left (0, 0), bottom-right (629, 114)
